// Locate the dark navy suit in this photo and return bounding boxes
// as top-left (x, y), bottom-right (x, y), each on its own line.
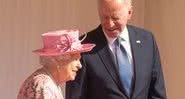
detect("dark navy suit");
top-left (66, 25), bottom-right (167, 99)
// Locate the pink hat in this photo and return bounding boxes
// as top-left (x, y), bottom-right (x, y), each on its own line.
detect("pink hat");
top-left (33, 29), bottom-right (95, 56)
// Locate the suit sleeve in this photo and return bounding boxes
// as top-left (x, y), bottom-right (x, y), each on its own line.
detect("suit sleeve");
top-left (148, 34), bottom-right (167, 99)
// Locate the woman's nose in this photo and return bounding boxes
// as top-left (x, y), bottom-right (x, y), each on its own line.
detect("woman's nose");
top-left (76, 61), bottom-right (82, 69)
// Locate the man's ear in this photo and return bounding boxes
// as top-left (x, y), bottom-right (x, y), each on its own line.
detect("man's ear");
top-left (128, 6), bottom-right (133, 19)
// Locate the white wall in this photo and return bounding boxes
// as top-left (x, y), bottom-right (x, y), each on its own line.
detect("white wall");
top-left (0, 0), bottom-right (144, 98)
top-left (145, 0), bottom-right (185, 98)
top-left (0, 0), bottom-right (100, 98)
top-left (1, 0), bottom-right (184, 99)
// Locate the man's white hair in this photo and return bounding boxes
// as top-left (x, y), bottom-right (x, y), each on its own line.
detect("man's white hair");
top-left (98, 0), bottom-right (132, 7)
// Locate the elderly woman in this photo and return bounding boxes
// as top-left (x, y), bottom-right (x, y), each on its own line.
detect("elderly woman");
top-left (17, 30), bottom-right (95, 99)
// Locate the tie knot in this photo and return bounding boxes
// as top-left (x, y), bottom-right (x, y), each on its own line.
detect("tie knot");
top-left (118, 37), bottom-right (125, 43)
top-left (114, 37), bottom-right (125, 47)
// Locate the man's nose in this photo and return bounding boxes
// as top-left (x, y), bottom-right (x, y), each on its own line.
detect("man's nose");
top-left (106, 19), bottom-right (115, 28)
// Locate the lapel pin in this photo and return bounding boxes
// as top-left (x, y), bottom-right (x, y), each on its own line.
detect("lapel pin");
top-left (136, 40), bottom-right (141, 44)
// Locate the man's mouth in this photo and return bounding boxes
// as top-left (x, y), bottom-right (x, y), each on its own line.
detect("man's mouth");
top-left (107, 28), bottom-right (119, 32)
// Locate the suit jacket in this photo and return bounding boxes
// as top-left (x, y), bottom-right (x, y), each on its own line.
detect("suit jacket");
top-left (66, 25), bottom-right (167, 99)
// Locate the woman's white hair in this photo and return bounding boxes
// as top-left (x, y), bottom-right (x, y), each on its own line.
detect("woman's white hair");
top-left (39, 54), bottom-right (72, 68)
top-left (39, 56), bottom-right (56, 68)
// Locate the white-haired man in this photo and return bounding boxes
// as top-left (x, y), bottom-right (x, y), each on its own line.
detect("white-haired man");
top-left (67, 0), bottom-right (167, 99)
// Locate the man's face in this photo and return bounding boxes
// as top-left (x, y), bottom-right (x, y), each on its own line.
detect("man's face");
top-left (98, 0), bottom-right (132, 38)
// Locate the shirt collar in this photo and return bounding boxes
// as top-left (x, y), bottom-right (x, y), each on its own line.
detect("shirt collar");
top-left (120, 26), bottom-right (129, 43)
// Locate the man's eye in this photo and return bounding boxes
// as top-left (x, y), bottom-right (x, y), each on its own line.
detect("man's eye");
top-left (112, 17), bottom-right (119, 20)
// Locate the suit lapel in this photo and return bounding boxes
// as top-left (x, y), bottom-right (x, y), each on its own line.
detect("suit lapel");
top-left (94, 26), bottom-right (124, 93)
top-left (98, 44), bottom-right (124, 91)
top-left (128, 25), bottom-right (145, 98)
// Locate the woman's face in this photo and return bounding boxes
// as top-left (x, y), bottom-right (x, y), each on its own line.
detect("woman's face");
top-left (54, 53), bottom-right (82, 82)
